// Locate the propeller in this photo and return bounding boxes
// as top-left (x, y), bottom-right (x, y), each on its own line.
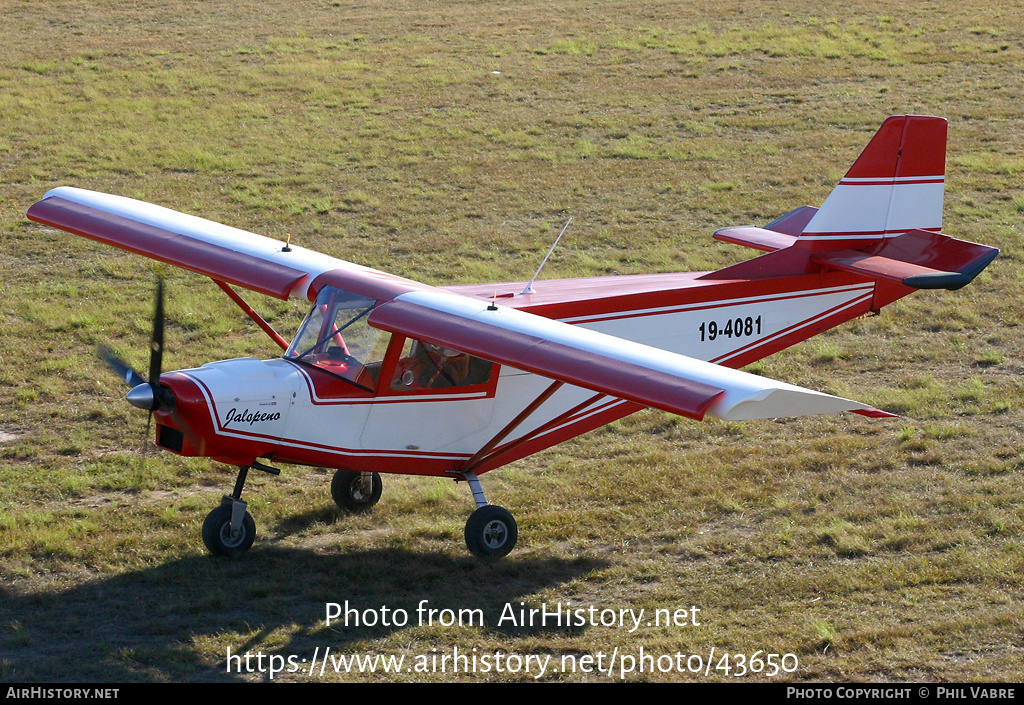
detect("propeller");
top-left (99, 277), bottom-right (175, 413)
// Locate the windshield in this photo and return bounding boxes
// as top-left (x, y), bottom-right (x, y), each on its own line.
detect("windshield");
top-left (285, 286), bottom-right (388, 389)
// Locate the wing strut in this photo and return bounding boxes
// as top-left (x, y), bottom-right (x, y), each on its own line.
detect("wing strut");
top-left (460, 384), bottom-right (613, 475)
top-left (467, 390), bottom-right (609, 474)
top-left (213, 279), bottom-right (289, 351)
top-left (459, 380), bottom-right (565, 474)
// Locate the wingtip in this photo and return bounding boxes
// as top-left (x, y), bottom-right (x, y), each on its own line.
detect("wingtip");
top-left (851, 407), bottom-right (900, 419)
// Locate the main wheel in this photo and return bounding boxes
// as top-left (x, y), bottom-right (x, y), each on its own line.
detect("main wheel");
top-left (202, 504), bottom-right (256, 557)
top-left (464, 505), bottom-right (518, 558)
top-left (331, 470), bottom-right (382, 513)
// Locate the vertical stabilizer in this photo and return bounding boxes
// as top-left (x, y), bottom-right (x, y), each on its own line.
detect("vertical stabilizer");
top-left (798, 116), bottom-right (946, 252)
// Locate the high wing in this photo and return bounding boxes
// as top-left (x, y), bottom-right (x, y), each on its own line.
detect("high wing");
top-left (28, 187), bottom-right (889, 423)
top-left (26, 186), bottom-right (413, 300)
top-left (369, 289), bottom-right (888, 422)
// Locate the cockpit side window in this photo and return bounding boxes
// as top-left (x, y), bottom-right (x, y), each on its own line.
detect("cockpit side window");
top-left (285, 286), bottom-right (389, 389)
top-left (389, 338), bottom-right (493, 392)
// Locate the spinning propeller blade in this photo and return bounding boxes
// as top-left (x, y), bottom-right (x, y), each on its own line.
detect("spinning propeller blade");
top-left (97, 277), bottom-right (173, 412)
top-left (148, 277), bottom-right (164, 390)
top-left (98, 345), bottom-right (148, 388)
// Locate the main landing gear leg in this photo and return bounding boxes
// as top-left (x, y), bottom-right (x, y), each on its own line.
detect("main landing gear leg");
top-left (460, 470), bottom-right (518, 559)
top-left (202, 462), bottom-right (279, 557)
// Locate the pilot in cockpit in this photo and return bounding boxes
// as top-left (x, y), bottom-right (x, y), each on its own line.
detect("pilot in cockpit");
top-left (392, 340), bottom-right (490, 390)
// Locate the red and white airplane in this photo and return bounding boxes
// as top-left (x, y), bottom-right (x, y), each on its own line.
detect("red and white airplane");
top-left (27, 115), bottom-right (997, 558)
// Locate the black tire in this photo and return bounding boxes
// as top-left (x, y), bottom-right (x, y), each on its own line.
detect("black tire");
top-left (202, 504), bottom-right (256, 557)
top-left (464, 505), bottom-right (518, 559)
top-left (331, 470), bottom-right (382, 513)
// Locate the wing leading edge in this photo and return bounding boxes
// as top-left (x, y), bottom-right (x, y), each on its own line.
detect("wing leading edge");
top-left (26, 187), bottom-right (394, 300)
top-left (369, 289), bottom-right (886, 422)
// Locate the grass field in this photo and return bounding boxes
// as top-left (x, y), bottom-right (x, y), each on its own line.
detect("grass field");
top-left (1, 0), bottom-right (1022, 683)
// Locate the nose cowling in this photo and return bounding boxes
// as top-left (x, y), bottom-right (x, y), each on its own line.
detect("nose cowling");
top-left (148, 361), bottom-right (296, 465)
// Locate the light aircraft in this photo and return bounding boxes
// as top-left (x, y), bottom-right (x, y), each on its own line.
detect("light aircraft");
top-left (27, 115), bottom-right (997, 559)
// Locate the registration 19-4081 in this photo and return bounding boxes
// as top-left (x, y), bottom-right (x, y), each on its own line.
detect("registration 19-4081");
top-left (698, 315), bottom-right (762, 342)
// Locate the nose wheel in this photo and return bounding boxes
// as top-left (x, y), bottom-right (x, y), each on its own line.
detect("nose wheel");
top-left (201, 462), bottom-right (280, 557)
top-left (202, 499), bottom-right (256, 557)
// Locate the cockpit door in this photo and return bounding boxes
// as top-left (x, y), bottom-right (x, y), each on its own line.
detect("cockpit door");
top-left (359, 336), bottom-right (496, 453)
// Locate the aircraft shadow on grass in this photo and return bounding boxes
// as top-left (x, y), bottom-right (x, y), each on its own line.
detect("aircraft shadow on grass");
top-left (0, 545), bottom-right (605, 682)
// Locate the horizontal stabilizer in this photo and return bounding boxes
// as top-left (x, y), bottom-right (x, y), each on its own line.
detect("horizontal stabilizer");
top-left (713, 226), bottom-right (798, 253)
top-left (713, 205), bottom-right (818, 251)
top-left (812, 229), bottom-right (998, 291)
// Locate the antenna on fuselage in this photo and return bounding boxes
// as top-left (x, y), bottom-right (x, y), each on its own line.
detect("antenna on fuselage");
top-left (520, 217), bottom-right (572, 296)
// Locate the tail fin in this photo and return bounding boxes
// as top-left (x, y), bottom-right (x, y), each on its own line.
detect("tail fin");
top-left (798, 115), bottom-right (947, 252)
top-left (708, 116), bottom-right (996, 291)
